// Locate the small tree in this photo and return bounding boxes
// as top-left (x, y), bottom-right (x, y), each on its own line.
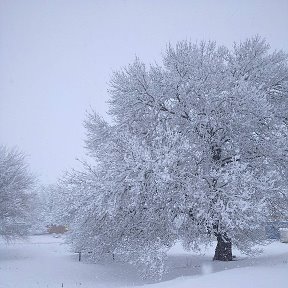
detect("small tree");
top-left (0, 145), bottom-right (35, 241)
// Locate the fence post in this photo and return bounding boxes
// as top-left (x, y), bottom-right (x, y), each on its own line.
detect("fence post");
top-left (76, 252), bottom-right (82, 262)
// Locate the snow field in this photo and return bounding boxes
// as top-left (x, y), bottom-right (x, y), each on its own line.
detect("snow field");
top-left (0, 235), bottom-right (287, 288)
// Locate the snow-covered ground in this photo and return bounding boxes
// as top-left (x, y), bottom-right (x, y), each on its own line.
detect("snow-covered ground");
top-left (0, 235), bottom-right (287, 288)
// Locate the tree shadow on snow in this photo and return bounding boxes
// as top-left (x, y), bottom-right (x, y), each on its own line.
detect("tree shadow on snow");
top-left (77, 252), bottom-right (254, 286)
top-left (162, 248), bottom-right (288, 283)
top-left (79, 247), bottom-right (288, 286)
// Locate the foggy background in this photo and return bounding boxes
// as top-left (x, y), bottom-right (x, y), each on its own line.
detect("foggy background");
top-left (1, 0), bottom-right (288, 184)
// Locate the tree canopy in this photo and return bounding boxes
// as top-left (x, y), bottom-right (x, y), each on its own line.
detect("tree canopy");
top-left (61, 36), bottom-right (288, 278)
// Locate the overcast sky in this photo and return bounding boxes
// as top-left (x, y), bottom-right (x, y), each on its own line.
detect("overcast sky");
top-left (1, 0), bottom-right (288, 184)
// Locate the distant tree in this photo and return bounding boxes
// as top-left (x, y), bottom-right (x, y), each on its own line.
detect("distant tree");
top-left (32, 184), bottom-right (66, 234)
top-left (63, 37), bottom-right (288, 278)
top-left (0, 146), bottom-right (35, 241)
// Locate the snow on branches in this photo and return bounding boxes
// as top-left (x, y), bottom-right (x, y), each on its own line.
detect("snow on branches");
top-left (0, 145), bottom-right (35, 241)
top-left (62, 36), bottom-right (288, 278)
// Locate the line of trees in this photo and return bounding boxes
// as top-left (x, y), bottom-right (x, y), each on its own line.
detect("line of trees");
top-left (0, 147), bottom-right (64, 240)
top-left (58, 36), bottom-right (288, 278)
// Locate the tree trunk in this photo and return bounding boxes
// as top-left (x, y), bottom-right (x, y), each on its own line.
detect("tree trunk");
top-left (213, 234), bottom-right (232, 261)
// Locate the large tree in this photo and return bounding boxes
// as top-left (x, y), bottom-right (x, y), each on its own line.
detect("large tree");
top-left (108, 36), bottom-right (288, 259)
top-left (63, 37), bottom-right (288, 277)
top-left (0, 146), bottom-right (35, 241)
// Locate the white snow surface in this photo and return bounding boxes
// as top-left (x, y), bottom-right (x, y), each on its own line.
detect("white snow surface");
top-left (0, 235), bottom-right (287, 288)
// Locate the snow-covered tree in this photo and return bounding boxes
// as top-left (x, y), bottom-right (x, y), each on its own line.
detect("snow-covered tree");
top-left (63, 37), bottom-right (288, 277)
top-left (32, 184), bottom-right (66, 234)
top-left (107, 36), bottom-right (288, 259)
top-left (0, 145), bottom-right (35, 241)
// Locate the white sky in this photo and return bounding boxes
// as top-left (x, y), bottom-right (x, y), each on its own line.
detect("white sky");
top-left (1, 0), bottom-right (288, 184)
